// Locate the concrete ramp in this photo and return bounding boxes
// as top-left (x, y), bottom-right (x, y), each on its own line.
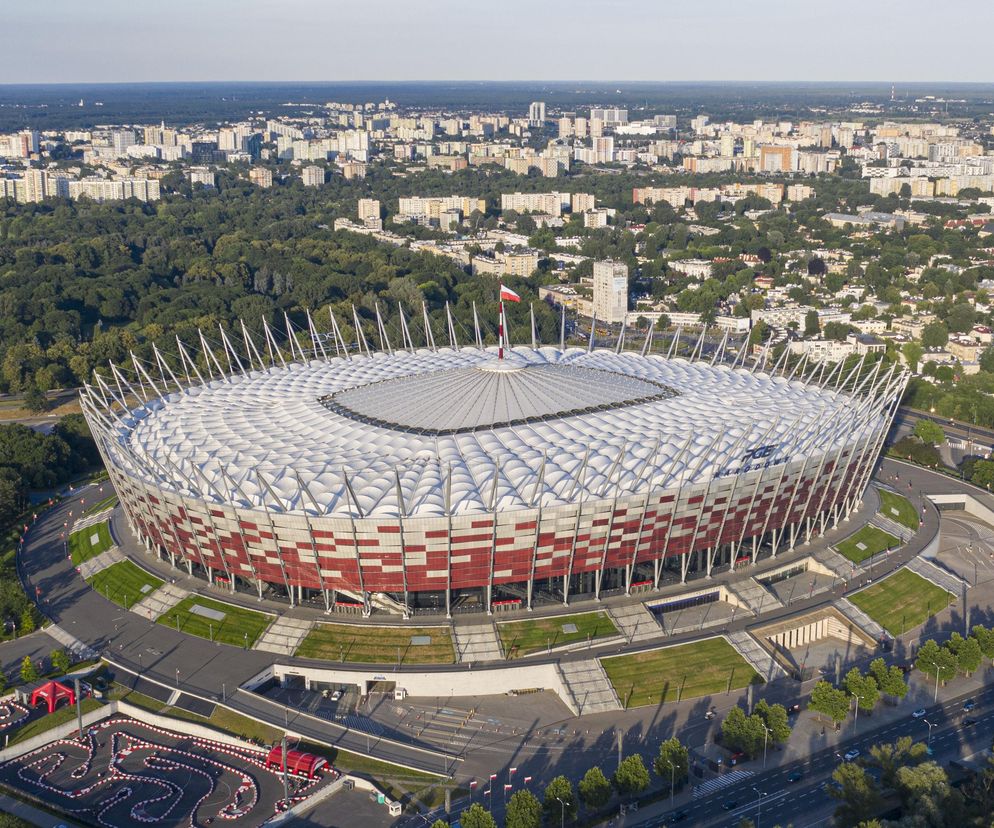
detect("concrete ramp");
top-left (608, 603), bottom-right (661, 643)
top-left (870, 514), bottom-right (914, 543)
top-left (725, 630), bottom-right (785, 681)
top-left (833, 597), bottom-right (886, 642)
top-left (255, 616), bottom-right (314, 655)
top-left (131, 581), bottom-right (189, 620)
top-left (725, 579), bottom-right (784, 615)
top-left (76, 545), bottom-right (124, 579)
top-left (906, 556), bottom-right (964, 596)
top-left (47, 624), bottom-right (98, 661)
top-left (452, 623), bottom-right (502, 663)
top-left (559, 659), bottom-right (622, 715)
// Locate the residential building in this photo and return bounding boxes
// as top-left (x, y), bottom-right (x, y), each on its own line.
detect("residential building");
top-left (592, 260), bottom-right (628, 324)
top-left (301, 166), bottom-right (325, 187)
top-left (249, 167), bottom-right (273, 188)
top-left (528, 101), bottom-right (546, 127)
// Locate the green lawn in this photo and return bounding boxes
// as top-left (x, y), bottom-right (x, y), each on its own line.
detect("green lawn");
top-left (835, 525), bottom-right (900, 564)
top-left (87, 559), bottom-right (163, 609)
top-left (68, 520), bottom-right (114, 565)
top-left (498, 611), bottom-right (620, 659)
top-left (601, 637), bottom-right (761, 709)
top-left (295, 622), bottom-right (455, 664)
top-left (82, 493), bottom-right (119, 517)
top-left (877, 489), bottom-right (920, 530)
top-left (157, 595), bottom-right (272, 647)
top-left (9, 697), bottom-right (104, 745)
top-left (849, 569), bottom-right (954, 637)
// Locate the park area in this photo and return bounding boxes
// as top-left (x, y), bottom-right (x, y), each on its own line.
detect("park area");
top-left (157, 595), bottom-right (272, 647)
top-left (68, 520), bottom-right (114, 565)
top-left (835, 524), bottom-right (900, 564)
top-left (0, 716), bottom-right (336, 827)
top-left (295, 622), bottom-right (455, 664)
top-left (601, 637), bottom-right (760, 709)
top-left (849, 569), bottom-right (955, 637)
top-left (877, 489), bottom-right (920, 530)
top-left (497, 611), bottom-right (619, 658)
top-left (87, 559), bottom-right (163, 609)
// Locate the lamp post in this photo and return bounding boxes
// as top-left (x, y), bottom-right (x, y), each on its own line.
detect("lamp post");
top-left (752, 786), bottom-right (767, 828)
top-left (665, 759), bottom-right (676, 808)
top-left (924, 718), bottom-right (936, 750)
top-left (175, 668), bottom-right (179, 688)
top-left (762, 724), bottom-right (772, 769)
top-left (555, 796), bottom-right (566, 828)
top-left (926, 659), bottom-right (940, 703)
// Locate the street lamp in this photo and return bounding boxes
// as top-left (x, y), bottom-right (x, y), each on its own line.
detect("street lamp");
top-left (664, 759), bottom-right (676, 808)
top-left (925, 659), bottom-right (940, 703)
top-left (555, 796), bottom-right (566, 828)
top-left (924, 718), bottom-right (936, 751)
top-left (762, 724), bottom-right (772, 769)
top-left (752, 786), bottom-right (768, 828)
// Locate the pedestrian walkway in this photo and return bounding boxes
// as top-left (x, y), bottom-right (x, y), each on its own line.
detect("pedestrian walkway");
top-left (76, 544), bottom-right (124, 579)
top-left (833, 597), bottom-right (886, 642)
top-left (130, 581), bottom-right (189, 621)
top-left (906, 555), bottom-right (965, 596)
top-left (811, 546), bottom-right (853, 579)
top-left (452, 623), bottom-right (502, 662)
top-left (608, 603), bottom-right (661, 643)
top-left (692, 769), bottom-right (754, 799)
top-left (254, 616), bottom-right (314, 655)
top-left (725, 630), bottom-right (786, 681)
top-left (0, 792), bottom-right (87, 827)
top-left (47, 623), bottom-right (98, 661)
top-left (871, 513), bottom-right (915, 543)
top-left (558, 659), bottom-right (622, 715)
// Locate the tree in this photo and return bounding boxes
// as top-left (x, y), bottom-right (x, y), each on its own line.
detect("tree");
top-left (804, 309), bottom-right (820, 337)
top-left (828, 762), bottom-right (883, 828)
top-left (749, 320), bottom-right (768, 347)
top-left (809, 680), bottom-right (850, 728)
top-left (972, 459), bottom-right (994, 490)
top-left (0, 670), bottom-right (7, 695)
top-left (843, 668), bottom-right (880, 715)
top-left (50, 648), bottom-right (70, 676)
top-left (920, 321), bottom-right (949, 349)
top-left (18, 609), bottom-right (35, 635)
top-left (19, 655), bottom-right (37, 684)
top-left (894, 761), bottom-right (965, 827)
top-left (720, 706), bottom-right (766, 757)
top-left (902, 341), bottom-right (925, 371)
top-left (505, 789), bottom-right (542, 828)
top-left (913, 418), bottom-right (945, 446)
top-left (542, 776), bottom-right (577, 824)
top-left (653, 738), bottom-right (689, 793)
top-left (458, 804), bottom-right (497, 828)
top-left (955, 635), bottom-right (982, 676)
top-left (612, 755), bottom-right (650, 797)
top-left (971, 624), bottom-right (994, 660)
top-left (753, 699), bottom-right (792, 745)
top-left (866, 736), bottom-right (927, 790)
top-left (578, 766), bottom-right (612, 811)
top-left (430, 821), bottom-right (450, 828)
top-left (868, 657), bottom-right (908, 700)
top-left (807, 256), bottom-right (827, 276)
top-left (915, 638), bottom-right (957, 684)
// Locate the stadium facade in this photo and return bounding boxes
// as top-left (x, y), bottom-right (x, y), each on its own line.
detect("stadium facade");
top-left (81, 317), bottom-right (907, 616)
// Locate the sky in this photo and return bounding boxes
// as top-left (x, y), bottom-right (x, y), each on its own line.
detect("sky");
top-left (4, 0), bottom-right (992, 85)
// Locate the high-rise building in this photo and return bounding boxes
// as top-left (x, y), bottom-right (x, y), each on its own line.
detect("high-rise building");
top-left (249, 167), bottom-right (273, 188)
top-left (592, 260), bottom-right (628, 324)
top-left (358, 198), bottom-right (382, 229)
top-left (590, 108), bottom-right (628, 125)
top-left (111, 130), bottom-right (136, 155)
top-left (301, 166), bottom-right (325, 187)
top-left (528, 101), bottom-right (546, 127)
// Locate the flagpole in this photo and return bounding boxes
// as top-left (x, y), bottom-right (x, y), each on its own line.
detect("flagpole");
top-left (498, 299), bottom-right (505, 360)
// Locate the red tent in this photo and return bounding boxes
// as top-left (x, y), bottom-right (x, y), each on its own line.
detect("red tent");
top-left (265, 746), bottom-right (327, 778)
top-left (30, 680), bottom-right (76, 714)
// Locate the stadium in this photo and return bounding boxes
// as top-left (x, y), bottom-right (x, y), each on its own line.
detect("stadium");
top-left (80, 317), bottom-right (907, 617)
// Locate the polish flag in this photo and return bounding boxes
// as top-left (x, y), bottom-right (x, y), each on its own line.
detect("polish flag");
top-left (489, 773), bottom-right (497, 780)
top-left (523, 776), bottom-right (532, 785)
top-left (504, 784), bottom-right (512, 791)
top-left (469, 780), bottom-right (478, 789)
top-left (509, 767), bottom-right (517, 776)
top-left (499, 284), bottom-right (521, 303)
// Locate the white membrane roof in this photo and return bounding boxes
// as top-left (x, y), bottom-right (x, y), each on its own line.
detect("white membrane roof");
top-left (118, 346), bottom-right (869, 518)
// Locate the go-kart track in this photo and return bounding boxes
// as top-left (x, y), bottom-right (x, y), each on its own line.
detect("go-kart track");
top-left (0, 717), bottom-right (335, 827)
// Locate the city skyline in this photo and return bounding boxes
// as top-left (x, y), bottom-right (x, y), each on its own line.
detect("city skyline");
top-left (4, 0), bottom-right (993, 85)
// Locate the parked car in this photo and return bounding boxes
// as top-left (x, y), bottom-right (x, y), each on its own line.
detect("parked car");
top-left (728, 751), bottom-right (745, 766)
top-left (844, 749), bottom-right (861, 761)
top-left (704, 708), bottom-right (716, 720)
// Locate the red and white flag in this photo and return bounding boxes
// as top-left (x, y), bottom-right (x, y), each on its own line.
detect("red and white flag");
top-left (509, 767), bottom-right (517, 776)
top-left (469, 780), bottom-right (478, 789)
top-left (489, 773), bottom-right (497, 780)
top-left (504, 784), bottom-right (513, 791)
top-left (499, 284), bottom-right (521, 303)
top-left (523, 776), bottom-right (532, 785)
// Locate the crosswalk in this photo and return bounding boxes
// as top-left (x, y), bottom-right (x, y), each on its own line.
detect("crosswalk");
top-left (693, 769), bottom-right (754, 799)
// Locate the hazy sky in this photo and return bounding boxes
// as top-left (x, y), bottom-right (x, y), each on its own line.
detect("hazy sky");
top-left (4, 0), bottom-right (992, 84)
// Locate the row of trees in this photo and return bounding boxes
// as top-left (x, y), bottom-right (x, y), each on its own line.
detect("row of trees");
top-left (914, 626), bottom-right (994, 686)
top-left (808, 657), bottom-right (909, 729)
top-left (719, 700), bottom-right (792, 757)
top-left (429, 738), bottom-right (690, 828)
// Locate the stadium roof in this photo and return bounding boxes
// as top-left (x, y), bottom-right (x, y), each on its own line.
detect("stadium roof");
top-left (108, 346), bottom-right (883, 518)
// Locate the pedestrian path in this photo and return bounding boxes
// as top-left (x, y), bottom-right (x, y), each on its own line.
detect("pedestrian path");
top-left (130, 581), bottom-right (189, 620)
top-left (833, 597), bottom-right (886, 642)
top-left (254, 616), bottom-right (314, 655)
top-left (76, 544), bottom-right (124, 579)
top-left (608, 603), bottom-right (661, 642)
top-left (47, 623), bottom-right (98, 661)
top-left (725, 630), bottom-right (786, 681)
top-left (811, 546), bottom-right (853, 579)
top-left (693, 769), bottom-right (754, 799)
top-left (558, 659), bottom-right (622, 715)
top-left (870, 513), bottom-right (915, 543)
top-left (452, 622), bottom-right (502, 662)
top-left (906, 556), bottom-right (965, 596)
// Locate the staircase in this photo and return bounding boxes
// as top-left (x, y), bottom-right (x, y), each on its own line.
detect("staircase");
top-left (452, 623), bottom-right (502, 663)
top-left (725, 630), bottom-right (786, 681)
top-left (558, 659), bottom-right (622, 715)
